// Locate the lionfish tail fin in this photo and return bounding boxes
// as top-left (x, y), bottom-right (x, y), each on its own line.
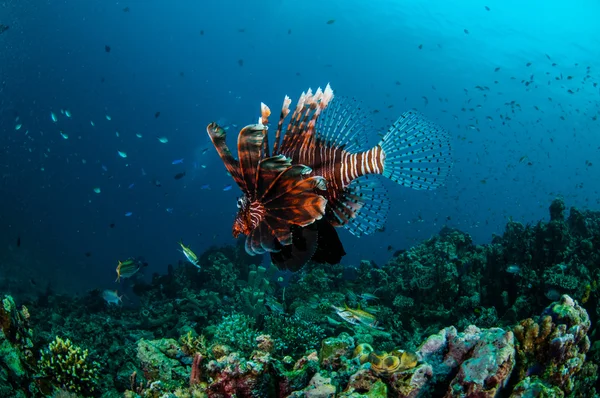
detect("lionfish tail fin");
top-left (378, 110), bottom-right (452, 190)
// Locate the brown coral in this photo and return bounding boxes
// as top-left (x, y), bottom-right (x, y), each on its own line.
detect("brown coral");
top-left (352, 345), bottom-right (419, 377)
top-left (512, 295), bottom-right (592, 393)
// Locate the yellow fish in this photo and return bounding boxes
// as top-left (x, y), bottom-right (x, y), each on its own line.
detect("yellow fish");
top-left (331, 304), bottom-right (382, 329)
top-left (115, 258), bottom-right (141, 282)
top-left (179, 240), bottom-right (200, 269)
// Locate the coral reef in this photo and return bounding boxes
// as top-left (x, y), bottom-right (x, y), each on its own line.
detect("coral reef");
top-left (0, 199), bottom-right (599, 396)
top-left (0, 295), bottom-right (34, 396)
top-left (37, 336), bottom-right (100, 396)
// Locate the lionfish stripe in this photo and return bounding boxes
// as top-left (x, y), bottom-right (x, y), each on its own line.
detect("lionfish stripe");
top-left (206, 123), bottom-right (244, 187)
top-left (260, 165), bottom-right (315, 205)
top-left (245, 223), bottom-right (280, 255)
top-left (379, 110), bottom-right (452, 190)
top-left (273, 95), bottom-right (292, 155)
top-left (237, 125), bottom-right (267, 198)
top-left (256, 156), bottom-right (293, 200)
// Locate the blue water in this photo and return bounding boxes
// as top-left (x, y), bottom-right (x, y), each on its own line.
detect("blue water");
top-left (1, 0), bottom-right (599, 293)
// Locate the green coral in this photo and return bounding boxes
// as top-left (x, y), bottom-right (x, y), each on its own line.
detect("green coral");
top-left (237, 264), bottom-right (275, 318)
top-left (37, 336), bottom-right (100, 396)
top-left (208, 313), bottom-right (259, 355)
top-left (263, 314), bottom-right (326, 358)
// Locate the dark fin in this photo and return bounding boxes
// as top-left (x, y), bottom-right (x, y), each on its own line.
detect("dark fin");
top-left (278, 85), bottom-right (334, 159)
top-left (270, 224), bottom-right (319, 272)
top-left (379, 110), bottom-right (452, 190)
top-left (310, 218), bottom-right (346, 265)
top-left (315, 96), bottom-right (369, 153)
top-left (326, 176), bottom-right (389, 236)
top-left (206, 123), bottom-right (243, 187)
top-left (237, 125), bottom-right (267, 198)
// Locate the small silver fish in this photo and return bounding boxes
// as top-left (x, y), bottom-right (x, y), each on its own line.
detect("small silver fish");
top-left (101, 289), bottom-right (122, 305)
top-left (506, 264), bottom-right (521, 274)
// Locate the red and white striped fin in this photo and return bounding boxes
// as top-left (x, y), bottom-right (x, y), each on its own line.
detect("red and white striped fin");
top-left (279, 84), bottom-right (334, 158)
top-left (379, 110), bottom-right (452, 190)
top-left (206, 123), bottom-right (244, 188)
top-left (255, 155), bottom-right (293, 200)
top-left (237, 125), bottom-right (267, 199)
top-left (272, 95), bottom-right (292, 155)
top-left (245, 221), bottom-right (280, 255)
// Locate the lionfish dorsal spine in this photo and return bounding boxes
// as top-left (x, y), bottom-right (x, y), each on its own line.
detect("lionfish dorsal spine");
top-left (272, 95), bottom-right (292, 156)
top-left (260, 103), bottom-right (272, 158)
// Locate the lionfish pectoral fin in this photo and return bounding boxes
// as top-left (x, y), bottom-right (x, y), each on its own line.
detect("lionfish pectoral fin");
top-left (245, 222), bottom-right (281, 256)
top-left (260, 164), bottom-right (324, 204)
top-left (255, 155), bottom-right (293, 199)
top-left (206, 123), bottom-right (243, 186)
top-left (238, 124), bottom-right (267, 198)
top-left (330, 176), bottom-right (390, 237)
top-left (379, 110), bottom-right (453, 190)
top-left (270, 224), bottom-right (319, 272)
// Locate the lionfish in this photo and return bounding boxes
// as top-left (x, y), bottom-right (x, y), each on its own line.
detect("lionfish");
top-left (206, 84), bottom-right (452, 271)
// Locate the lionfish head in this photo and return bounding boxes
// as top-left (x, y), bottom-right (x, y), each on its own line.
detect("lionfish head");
top-left (232, 195), bottom-right (265, 238)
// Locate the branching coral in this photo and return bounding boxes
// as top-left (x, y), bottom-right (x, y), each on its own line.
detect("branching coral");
top-left (37, 336), bottom-right (100, 396)
top-left (179, 331), bottom-right (207, 357)
top-left (208, 313), bottom-right (259, 355)
top-left (263, 314), bottom-right (326, 358)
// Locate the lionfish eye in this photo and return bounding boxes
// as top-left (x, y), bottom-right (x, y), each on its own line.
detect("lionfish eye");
top-left (236, 197), bottom-right (244, 209)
